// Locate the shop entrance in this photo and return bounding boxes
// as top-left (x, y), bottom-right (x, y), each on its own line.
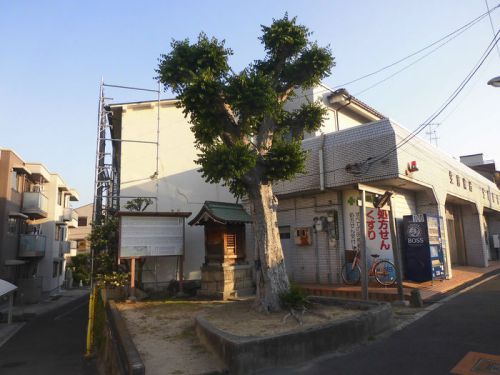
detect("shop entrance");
top-left (445, 204), bottom-right (467, 266)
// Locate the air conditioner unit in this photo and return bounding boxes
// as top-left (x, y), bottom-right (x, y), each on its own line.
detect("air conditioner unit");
top-left (293, 227), bottom-right (312, 246)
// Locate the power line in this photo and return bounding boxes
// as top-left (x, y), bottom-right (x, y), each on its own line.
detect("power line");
top-left (367, 28), bottom-right (500, 167)
top-left (282, 5), bottom-right (500, 104)
top-left (332, 5), bottom-right (499, 89)
top-left (485, 0), bottom-right (500, 58)
top-left (353, 20), bottom-right (479, 96)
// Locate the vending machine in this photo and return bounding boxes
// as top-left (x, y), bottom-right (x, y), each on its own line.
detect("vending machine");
top-left (402, 214), bottom-right (446, 282)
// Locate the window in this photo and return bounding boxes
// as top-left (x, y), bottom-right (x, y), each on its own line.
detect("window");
top-left (11, 171), bottom-right (17, 190)
top-left (456, 175), bottom-right (460, 187)
top-left (7, 218), bottom-right (18, 234)
top-left (462, 178), bottom-right (467, 189)
top-left (279, 226), bottom-right (291, 239)
top-left (449, 171), bottom-right (453, 184)
top-left (469, 181), bottom-right (473, 192)
top-left (55, 225), bottom-right (66, 241)
top-left (53, 262), bottom-right (59, 278)
top-left (58, 262), bottom-right (63, 276)
top-left (57, 190), bottom-right (63, 206)
top-left (224, 233), bottom-right (236, 255)
top-left (10, 171), bottom-right (22, 191)
top-left (78, 217), bottom-right (88, 227)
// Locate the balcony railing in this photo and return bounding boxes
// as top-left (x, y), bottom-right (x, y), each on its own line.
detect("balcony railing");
top-left (19, 234), bottom-right (46, 257)
top-left (22, 192), bottom-right (48, 218)
top-left (63, 208), bottom-right (78, 228)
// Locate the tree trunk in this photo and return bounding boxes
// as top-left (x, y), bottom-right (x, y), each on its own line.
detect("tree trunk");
top-left (248, 183), bottom-right (290, 312)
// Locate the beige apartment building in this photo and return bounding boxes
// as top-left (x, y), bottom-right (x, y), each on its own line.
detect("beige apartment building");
top-left (68, 203), bottom-right (93, 257)
top-left (0, 149), bottom-right (79, 302)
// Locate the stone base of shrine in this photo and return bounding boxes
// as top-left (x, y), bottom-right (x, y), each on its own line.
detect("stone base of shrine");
top-left (198, 263), bottom-right (254, 300)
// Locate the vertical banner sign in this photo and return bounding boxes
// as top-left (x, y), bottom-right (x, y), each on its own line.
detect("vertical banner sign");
top-left (343, 190), bottom-right (361, 251)
top-left (365, 208), bottom-right (394, 266)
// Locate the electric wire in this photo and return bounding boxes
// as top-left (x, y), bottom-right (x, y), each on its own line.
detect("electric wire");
top-left (282, 4), bottom-right (500, 104)
top-left (485, 0), bottom-right (500, 58)
top-left (353, 18), bottom-right (481, 96)
top-left (333, 5), bottom-right (499, 89)
top-left (366, 28), bottom-right (500, 166)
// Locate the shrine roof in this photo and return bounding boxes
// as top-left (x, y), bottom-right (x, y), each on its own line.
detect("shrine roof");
top-left (188, 201), bottom-right (252, 226)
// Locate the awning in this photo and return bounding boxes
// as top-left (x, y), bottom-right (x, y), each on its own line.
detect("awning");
top-left (8, 212), bottom-right (28, 219)
top-left (0, 279), bottom-right (17, 297)
top-left (13, 165), bottom-right (31, 175)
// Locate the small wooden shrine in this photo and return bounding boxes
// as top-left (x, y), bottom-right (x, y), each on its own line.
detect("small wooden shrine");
top-left (189, 201), bottom-right (253, 300)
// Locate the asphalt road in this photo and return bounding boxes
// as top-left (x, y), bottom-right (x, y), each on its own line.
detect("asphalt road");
top-left (0, 295), bottom-right (97, 375)
top-left (260, 274), bottom-right (500, 375)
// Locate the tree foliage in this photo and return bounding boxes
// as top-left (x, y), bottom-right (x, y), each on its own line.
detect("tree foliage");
top-left (88, 217), bottom-right (120, 277)
top-left (156, 14), bottom-right (334, 197)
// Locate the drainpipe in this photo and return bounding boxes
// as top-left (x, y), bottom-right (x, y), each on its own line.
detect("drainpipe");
top-left (319, 134), bottom-right (325, 191)
top-left (360, 189), bottom-right (369, 300)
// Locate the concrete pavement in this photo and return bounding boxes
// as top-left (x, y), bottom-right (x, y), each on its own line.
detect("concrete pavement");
top-left (0, 287), bottom-right (89, 348)
top-left (0, 292), bottom-right (96, 374)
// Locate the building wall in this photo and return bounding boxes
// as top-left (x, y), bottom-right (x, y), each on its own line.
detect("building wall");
top-left (69, 203), bottom-right (93, 254)
top-left (0, 150), bottom-right (26, 280)
top-left (112, 101), bottom-right (235, 281)
top-left (0, 150), bottom-right (79, 297)
top-left (273, 118), bottom-right (500, 283)
top-left (273, 119), bottom-right (400, 196)
top-left (26, 169), bottom-right (78, 293)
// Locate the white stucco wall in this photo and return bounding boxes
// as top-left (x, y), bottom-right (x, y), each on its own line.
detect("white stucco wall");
top-left (114, 101), bottom-right (235, 281)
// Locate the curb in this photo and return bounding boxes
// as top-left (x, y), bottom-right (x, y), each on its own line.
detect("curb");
top-left (106, 301), bottom-right (145, 375)
top-left (424, 268), bottom-right (500, 304)
top-left (195, 297), bottom-right (393, 375)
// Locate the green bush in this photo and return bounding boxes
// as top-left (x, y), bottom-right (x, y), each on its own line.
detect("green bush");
top-left (70, 253), bottom-right (91, 285)
top-left (96, 272), bottom-right (130, 288)
top-left (279, 283), bottom-right (310, 310)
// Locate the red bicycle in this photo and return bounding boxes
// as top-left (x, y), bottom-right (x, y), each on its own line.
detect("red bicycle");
top-left (341, 248), bottom-right (397, 286)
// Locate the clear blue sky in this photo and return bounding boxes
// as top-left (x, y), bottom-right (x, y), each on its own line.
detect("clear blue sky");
top-left (1, 1), bottom-right (499, 205)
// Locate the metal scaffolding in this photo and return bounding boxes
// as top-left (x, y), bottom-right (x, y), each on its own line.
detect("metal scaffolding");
top-left (92, 80), bottom-right (161, 225)
top-left (92, 81), bottom-right (114, 225)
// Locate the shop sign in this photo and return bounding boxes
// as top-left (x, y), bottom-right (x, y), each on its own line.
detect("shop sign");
top-left (366, 208), bottom-right (394, 264)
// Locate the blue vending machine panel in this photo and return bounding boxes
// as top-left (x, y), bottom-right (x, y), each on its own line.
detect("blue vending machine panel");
top-left (403, 214), bottom-right (445, 282)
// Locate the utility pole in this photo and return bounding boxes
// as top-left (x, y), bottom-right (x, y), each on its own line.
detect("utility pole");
top-left (425, 123), bottom-right (440, 147)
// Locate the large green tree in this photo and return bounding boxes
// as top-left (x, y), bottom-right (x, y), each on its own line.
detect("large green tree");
top-left (156, 15), bottom-right (334, 311)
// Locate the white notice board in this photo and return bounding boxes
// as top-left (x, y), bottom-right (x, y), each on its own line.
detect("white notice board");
top-left (120, 216), bottom-right (184, 258)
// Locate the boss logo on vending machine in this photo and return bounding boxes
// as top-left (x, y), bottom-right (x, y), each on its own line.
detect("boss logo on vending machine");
top-left (407, 223), bottom-right (424, 244)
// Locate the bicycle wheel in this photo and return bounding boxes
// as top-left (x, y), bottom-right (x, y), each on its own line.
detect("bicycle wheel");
top-left (374, 260), bottom-right (397, 286)
top-left (341, 263), bottom-right (361, 285)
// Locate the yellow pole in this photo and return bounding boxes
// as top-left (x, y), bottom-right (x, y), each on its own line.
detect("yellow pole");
top-left (85, 287), bottom-right (96, 357)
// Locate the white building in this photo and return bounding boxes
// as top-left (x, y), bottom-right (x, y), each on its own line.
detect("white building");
top-left (109, 100), bottom-right (234, 288)
top-left (273, 88), bottom-right (500, 283)
top-left (108, 85), bottom-right (500, 288)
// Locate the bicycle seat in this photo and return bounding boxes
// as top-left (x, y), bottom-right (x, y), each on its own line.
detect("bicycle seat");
top-left (370, 254), bottom-right (380, 258)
